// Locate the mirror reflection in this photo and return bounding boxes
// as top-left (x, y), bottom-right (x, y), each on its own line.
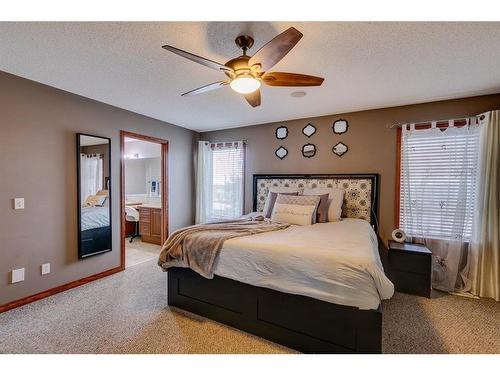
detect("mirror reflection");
top-left (77, 134), bottom-right (111, 259)
top-left (332, 119), bottom-right (349, 134)
top-left (302, 143), bottom-right (316, 158)
top-left (276, 126), bottom-right (288, 139)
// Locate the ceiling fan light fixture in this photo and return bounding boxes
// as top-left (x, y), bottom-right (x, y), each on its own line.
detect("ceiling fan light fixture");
top-left (230, 75), bottom-right (261, 94)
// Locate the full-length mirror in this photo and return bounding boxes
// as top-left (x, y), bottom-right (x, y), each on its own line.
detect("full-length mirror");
top-left (77, 134), bottom-right (111, 259)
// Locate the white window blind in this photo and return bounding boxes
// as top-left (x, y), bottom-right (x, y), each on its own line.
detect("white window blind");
top-left (211, 143), bottom-right (244, 220)
top-left (196, 141), bottom-right (245, 223)
top-left (399, 123), bottom-right (480, 241)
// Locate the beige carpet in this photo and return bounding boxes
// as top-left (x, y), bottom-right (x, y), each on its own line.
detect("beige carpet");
top-left (125, 239), bottom-right (161, 268)
top-left (0, 259), bottom-right (498, 354)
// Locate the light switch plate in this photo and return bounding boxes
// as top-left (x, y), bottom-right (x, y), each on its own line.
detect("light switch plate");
top-left (11, 268), bottom-right (25, 283)
top-left (41, 263), bottom-right (51, 275)
top-left (13, 198), bottom-right (25, 210)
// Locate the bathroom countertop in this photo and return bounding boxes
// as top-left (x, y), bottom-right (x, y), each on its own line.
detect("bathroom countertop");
top-left (136, 203), bottom-right (161, 209)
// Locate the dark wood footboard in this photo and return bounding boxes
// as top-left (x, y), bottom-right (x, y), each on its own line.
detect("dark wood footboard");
top-left (167, 267), bottom-right (382, 353)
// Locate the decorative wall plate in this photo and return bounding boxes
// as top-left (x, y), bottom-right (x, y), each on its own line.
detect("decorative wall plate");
top-left (332, 119), bottom-right (349, 134)
top-left (302, 123), bottom-right (316, 137)
top-left (332, 142), bottom-right (348, 157)
top-left (275, 126), bottom-right (288, 140)
top-left (275, 146), bottom-right (288, 159)
top-left (302, 143), bottom-right (316, 158)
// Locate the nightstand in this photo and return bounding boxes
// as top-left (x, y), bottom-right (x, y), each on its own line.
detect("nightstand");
top-left (388, 240), bottom-right (432, 298)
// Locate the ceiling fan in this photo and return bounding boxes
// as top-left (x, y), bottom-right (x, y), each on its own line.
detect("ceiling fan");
top-left (161, 27), bottom-right (324, 107)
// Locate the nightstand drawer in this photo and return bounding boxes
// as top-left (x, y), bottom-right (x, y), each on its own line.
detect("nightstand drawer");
top-left (389, 251), bottom-right (431, 275)
top-left (390, 269), bottom-right (431, 298)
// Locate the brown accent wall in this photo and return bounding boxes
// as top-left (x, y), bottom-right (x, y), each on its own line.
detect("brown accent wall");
top-left (0, 71), bottom-right (198, 305)
top-left (202, 94), bottom-right (500, 244)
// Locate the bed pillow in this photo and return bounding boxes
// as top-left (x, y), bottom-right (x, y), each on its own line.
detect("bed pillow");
top-left (262, 188), bottom-right (301, 217)
top-left (303, 188), bottom-right (344, 222)
top-left (271, 194), bottom-right (321, 226)
top-left (299, 193), bottom-right (329, 223)
top-left (262, 191), bottom-right (299, 218)
top-left (83, 194), bottom-right (107, 207)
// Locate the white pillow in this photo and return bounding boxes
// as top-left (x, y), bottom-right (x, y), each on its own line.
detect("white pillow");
top-left (302, 188), bottom-right (344, 222)
top-left (262, 187), bottom-right (301, 214)
top-left (271, 194), bottom-right (320, 226)
top-left (83, 194), bottom-right (107, 207)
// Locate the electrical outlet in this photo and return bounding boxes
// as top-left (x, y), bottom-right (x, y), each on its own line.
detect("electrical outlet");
top-left (41, 263), bottom-right (51, 275)
top-left (13, 198), bottom-right (25, 210)
top-left (11, 268), bottom-right (25, 283)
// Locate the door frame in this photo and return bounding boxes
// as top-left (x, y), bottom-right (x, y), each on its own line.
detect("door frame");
top-left (120, 130), bottom-right (169, 270)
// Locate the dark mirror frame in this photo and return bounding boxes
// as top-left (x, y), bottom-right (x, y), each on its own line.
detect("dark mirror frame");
top-left (76, 133), bottom-right (112, 259)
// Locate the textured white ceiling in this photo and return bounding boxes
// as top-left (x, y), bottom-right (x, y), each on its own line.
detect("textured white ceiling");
top-left (0, 22), bottom-right (499, 131)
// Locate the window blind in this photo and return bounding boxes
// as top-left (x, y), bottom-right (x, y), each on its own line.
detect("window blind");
top-left (399, 125), bottom-right (480, 241)
top-left (209, 142), bottom-right (244, 220)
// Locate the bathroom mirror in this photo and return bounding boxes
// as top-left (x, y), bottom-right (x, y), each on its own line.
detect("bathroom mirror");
top-left (302, 143), bottom-right (316, 158)
top-left (332, 119), bottom-right (349, 134)
top-left (77, 133), bottom-right (112, 259)
top-left (275, 126), bottom-right (288, 140)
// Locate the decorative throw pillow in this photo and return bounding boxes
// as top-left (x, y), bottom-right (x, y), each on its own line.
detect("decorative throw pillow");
top-left (299, 193), bottom-right (329, 223)
top-left (303, 188), bottom-right (344, 222)
top-left (262, 188), bottom-right (301, 217)
top-left (83, 194), bottom-right (107, 207)
top-left (271, 194), bottom-right (321, 226)
top-left (263, 191), bottom-right (299, 218)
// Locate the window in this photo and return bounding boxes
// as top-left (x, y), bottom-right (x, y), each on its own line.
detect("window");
top-left (196, 141), bottom-right (245, 223)
top-left (398, 122), bottom-right (481, 241)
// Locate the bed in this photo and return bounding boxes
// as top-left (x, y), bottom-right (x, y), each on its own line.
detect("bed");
top-left (79, 206), bottom-right (111, 258)
top-left (166, 174), bottom-right (393, 353)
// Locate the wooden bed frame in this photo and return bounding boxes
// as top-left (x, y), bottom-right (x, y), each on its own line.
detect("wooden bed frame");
top-left (167, 173), bottom-right (384, 353)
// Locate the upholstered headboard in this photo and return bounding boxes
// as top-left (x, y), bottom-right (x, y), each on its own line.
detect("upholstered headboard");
top-left (253, 174), bottom-right (379, 230)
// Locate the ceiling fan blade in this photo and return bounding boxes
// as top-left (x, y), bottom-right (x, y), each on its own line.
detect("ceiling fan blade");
top-left (262, 72), bottom-right (324, 87)
top-left (248, 27), bottom-right (303, 71)
top-left (181, 81), bottom-right (229, 96)
top-left (162, 44), bottom-right (233, 73)
top-left (243, 89), bottom-right (261, 107)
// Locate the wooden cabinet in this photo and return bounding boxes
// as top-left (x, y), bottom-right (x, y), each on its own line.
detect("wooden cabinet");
top-left (388, 241), bottom-right (432, 298)
top-left (139, 206), bottom-right (162, 245)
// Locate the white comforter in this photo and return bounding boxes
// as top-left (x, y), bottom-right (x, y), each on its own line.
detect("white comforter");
top-left (213, 218), bottom-right (394, 310)
top-left (81, 206), bottom-right (110, 231)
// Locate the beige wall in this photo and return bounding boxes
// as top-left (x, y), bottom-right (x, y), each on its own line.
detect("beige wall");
top-left (0, 71), bottom-right (198, 305)
top-left (202, 94), bottom-right (500, 245)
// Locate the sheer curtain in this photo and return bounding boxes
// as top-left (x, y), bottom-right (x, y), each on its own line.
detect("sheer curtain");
top-left (195, 141), bottom-right (213, 224)
top-left (80, 153), bottom-right (103, 202)
top-left (469, 110), bottom-right (500, 301)
top-left (400, 121), bottom-right (481, 292)
top-left (196, 141), bottom-right (244, 224)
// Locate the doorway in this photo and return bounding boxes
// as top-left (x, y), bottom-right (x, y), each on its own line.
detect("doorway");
top-left (120, 131), bottom-right (168, 269)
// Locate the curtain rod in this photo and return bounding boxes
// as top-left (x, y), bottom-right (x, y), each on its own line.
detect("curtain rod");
top-left (387, 114), bottom-right (485, 129)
